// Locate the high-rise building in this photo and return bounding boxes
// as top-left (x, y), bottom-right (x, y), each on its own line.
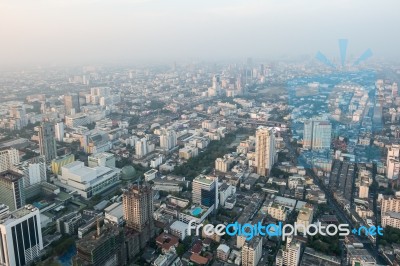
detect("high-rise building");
top-left (242, 236), bottom-right (262, 266)
top-left (0, 205), bottom-right (43, 266)
top-left (159, 130), bottom-right (177, 151)
top-left (13, 156), bottom-right (47, 187)
top-left (303, 120), bottom-right (332, 150)
top-left (38, 122), bottom-right (57, 161)
top-left (276, 237), bottom-right (301, 266)
top-left (192, 175), bottom-right (218, 209)
top-left (0, 148), bottom-right (20, 172)
top-left (255, 127), bottom-right (276, 176)
top-left (123, 184), bottom-right (154, 249)
top-left (135, 138), bottom-right (148, 158)
top-left (387, 145), bottom-right (400, 180)
top-left (54, 122), bottom-right (65, 142)
top-left (74, 223), bottom-right (125, 266)
top-left (0, 171), bottom-right (25, 211)
top-left (64, 93), bottom-right (80, 115)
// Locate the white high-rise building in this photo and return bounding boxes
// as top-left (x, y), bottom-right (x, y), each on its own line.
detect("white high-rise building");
top-left (276, 237), bottom-right (301, 266)
top-left (255, 127), bottom-right (276, 176)
top-left (135, 138), bottom-right (148, 158)
top-left (0, 205), bottom-right (43, 266)
top-left (0, 148), bottom-right (20, 172)
top-left (387, 145), bottom-right (400, 180)
top-left (54, 122), bottom-right (65, 142)
top-left (242, 237), bottom-right (262, 266)
top-left (160, 130), bottom-right (177, 150)
top-left (303, 120), bottom-right (332, 150)
top-left (14, 156), bottom-right (47, 187)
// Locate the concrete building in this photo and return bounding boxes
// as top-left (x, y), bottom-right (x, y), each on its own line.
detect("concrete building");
top-left (57, 161), bottom-right (119, 199)
top-left (38, 122), bottom-right (57, 161)
top-left (267, 203), bottom-right (287, 221)
top-left (160, 130), bottom-right (177, 151)
top-left (179, 145), bottom-right (198, 160)
top-left (0, 171), bottom-right (25, 211)
top-left (276, 237), bottom-right (301, 266)
top-left (135, 138), bottom-right (148, 159)
top-left (215, 158), bottom-right (231, 173)
top-left (88, 152), bottom-right (116, 168)
top-left (51, 154), bottom-right (75, 175)
top-left (255, 127), bottom-right (276, 176)
top-left (123, 184), bottom-right (155, 249)
top-left (56, 211), bottom-right (83, 235)
top-left (303, 120), bottom-right (332, 150)
top-left (296, 204), bottom-right (314, 233)
top-left (64, 93), bottom-right (80, 115)
top-left (0, 205), bottom-right (43, 266)
top-left (242, 237), bottom-right (262, 266)
top-left (217, 244), bottom-right (230, 261)
top-left (104, 202), bottom-right (124, 226)
top-left (169, 221), bottom-right (188, 240)
top-left (0, 148), bottom-right (20, 172)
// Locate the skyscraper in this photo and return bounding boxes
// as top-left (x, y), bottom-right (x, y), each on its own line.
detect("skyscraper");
top-left (255, 127), bottom-right (276, 176)
top-left (64, 93), bottom-right (80, 115)
top-left (0, 148), bottom-right (20, 172)
top-left (192, 175), bottom-right (218, 210)
top-left (0, 205), bottom-right (43, 266)
top-left (0, 171), bottom-right (25, 211)
top-left (123, 184), bottom-right (154, 249)
top-left (303, 120), bottom-right (332, 150)
top-left (38, 122), bottom-right (57, 161)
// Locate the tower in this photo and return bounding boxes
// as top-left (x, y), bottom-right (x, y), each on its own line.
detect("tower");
top-left (38, 122), bottom-right (57, 161)
top-left (255, 127), bottom-right (276, 176)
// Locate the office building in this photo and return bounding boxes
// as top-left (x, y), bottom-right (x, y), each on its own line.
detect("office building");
top-left (123, 184), bottom-right (154, 249)
top-left (0, 171), bottom-right (25, 211)
top-left (38, 122), bottom-right (57, 161)
top-left (54, 122), bottom-right (65, 142)
top-left (303, 120), bottom-right (332, 150)
top-left (0, 148), bottom-right (20, 172)
top-left (192, 175), bottom-right (218, 209)
top-left (255, 127), bottom-right (276, 176)
top-left (64, 93), bottom-right (80, 115)
top-left (242, 237), bottom-right (262, 266)
top-left (0, 205), bottom-right (43, 266)
top-left (178, 145), bottom-right (198, 160)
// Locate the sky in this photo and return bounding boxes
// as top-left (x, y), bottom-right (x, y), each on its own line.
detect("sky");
top-left (0, 0), bottom-right (399, 67)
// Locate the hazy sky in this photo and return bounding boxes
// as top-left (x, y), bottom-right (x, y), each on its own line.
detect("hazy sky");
top-left (0, 0), bottom-right (399, 67)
